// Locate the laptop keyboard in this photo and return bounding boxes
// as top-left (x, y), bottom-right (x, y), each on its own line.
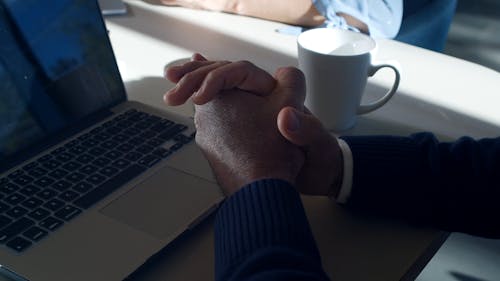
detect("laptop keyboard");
top-left (0, 109), bottom-right (194, 253)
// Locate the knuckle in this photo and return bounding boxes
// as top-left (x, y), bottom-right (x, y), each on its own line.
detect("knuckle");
top-left (235, 60), bottom-right (254, 69)
top-left (280, 66), bottom-right (305, 81)
top-left (181, 72), bottom-right (197, 83)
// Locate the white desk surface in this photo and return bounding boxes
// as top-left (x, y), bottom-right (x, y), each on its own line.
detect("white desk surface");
top-left (101, 1), bottom-right (500, 281)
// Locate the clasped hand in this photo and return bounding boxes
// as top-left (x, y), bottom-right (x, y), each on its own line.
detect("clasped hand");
top-left (164, 54), bottom-right (342, 196)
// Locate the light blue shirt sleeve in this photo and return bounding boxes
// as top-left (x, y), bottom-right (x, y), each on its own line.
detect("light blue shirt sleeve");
top-left (312, 0), bottom-right (403, 39)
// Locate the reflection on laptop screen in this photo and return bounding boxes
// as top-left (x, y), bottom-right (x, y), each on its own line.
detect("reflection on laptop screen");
top-left (0, 0), bottom-right (125, 165)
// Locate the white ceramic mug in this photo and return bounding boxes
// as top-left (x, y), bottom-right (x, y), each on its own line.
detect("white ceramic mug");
top-left (297, 28), bottom-right (400, 132)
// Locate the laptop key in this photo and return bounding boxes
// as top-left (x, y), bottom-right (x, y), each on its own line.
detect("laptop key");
top-left (128, 137), bottom-right (146, 146)
top-left (49, 169), bottom-right (69, 179)
top-left (59, 190), bottom-right (79, 202)
top-left (92, 157), bottom-right (111, 167)
top-left (88, 147), bottom-right (106, 157)
top-left (124, 151), bottom-right (142, 161)
top-left (81, 139), bottom-right (100, 148)
top-left (87, 174), bottom-right (106, 185)
top-left (100, 140), bottom-right (118, 150)
top-left (100, 166), bottom-right (119, 177)
top-left (36, 189), bottom-right (58, 200)
top-left (112, 159), bottom-right (130, 170)
top-left (0, 202), bottom-right (10, 213)
top-left (152, 147), bottom-right (171, 158)
top-left (44, 199), bottom-right (65, 211)
top-left (76, 154), bottom-right (94, 164)
top-left (169, 142), bottom-right (184, 152)
top-left (150, 120), bottom-right (173, 132)
top-left (13, 175), bottom-right (34, 186)
top-left (123, 127), bottom-right (140, 136)
top-left (7, 170), bottom-right (24, 179)
top-left (39, 217), bottom-right (64, 231)
top-left (147, 138), bottom-right (164, 147)
top-left (21, 197), bottom-right (43, 209)
top-left (28, 208), bottom-right (51, 220)
top-left (22, 162), bottom-right (39, 171)
top-left (23, 226), bottom-right (48, 242)
top-left (55, 152), bottom-right (73, 162)
top-left (66, 172), bottom-right (86, 183)
top-left (19, 185), bottom-right (41, 197)
top-left (90, 126), bottom-right (104, 135)
top-left (34, 177), bottom-right (55, 188)
top-left (135, 120), bottom-right (152, 130)
top-left (94, 132), bottom-right (111, 141)
top-left (28, 167), bottom-right (48, 178)
top-left (158, 124), bottom-right (187, 141)
top-left (0, 183), bottom-right (19, 194)
top-left (139, 130), bottom-right (157, 139)
top-left (79, 165), bottom-right (99, 175)
top-left (51, 147), bottom-right (67, 156)
top-left (117, 143), bottom-right (134, 153)
top-left (102, 120), bottom-right (116, 128)
top-left (173, 134), bottom-right (192, 144)
top-left (106, 126), bottom-right (121, 135)
top-left (127, 111), bottom-right (149, 122)
top-left (136, 144), bottom-right (153, 154)
top-left (73, 182), bottom-right (93, 193)
top-left (54, 205), bottom-right (81, 221)
top-left (6, 237), bottom-right (32, 252)
top-left (62, 161), bottom-right (82, 171)
top-left (69, 145), bottom-right (86, 155)
top-left (6, 206), bottom-right (28, 219)
top-left (112, 134), bottom-right (129, 142)
top-left (0, 215), bottom-right (12, 229)
top-left (64, 139), bottom-right (80, 149)
top-left (74, 164), bottom-right (146, 209)
top-left (104, 150), bottom-right (122, 160)
top-left (4, 193), bottom-right (26, 205)
top-left (78, 132), bottom-right (92, 141)
top-left (52, 180), bottom-right (73, 191)
top-left (0, 217), bottom-right (34, 244)
top-left (37, 155), bottom-right (53, 163)
top-left (138, 155), bottom-right (160, 167)
top-left (42, 159), bottom-right (61, 170)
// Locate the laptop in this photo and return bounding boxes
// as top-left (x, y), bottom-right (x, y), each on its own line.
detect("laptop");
top-left (0, 0), bottom-right (224, 280)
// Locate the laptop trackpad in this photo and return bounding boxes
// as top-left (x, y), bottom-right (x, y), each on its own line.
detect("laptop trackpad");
top-left (100, 166), bottom-right (222, 240)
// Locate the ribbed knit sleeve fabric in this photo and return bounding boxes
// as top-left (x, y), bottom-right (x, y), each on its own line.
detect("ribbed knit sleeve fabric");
top-left (214, 179), bottom-right (329, 281)
top-left (341, 133), bottom-right (500, 238)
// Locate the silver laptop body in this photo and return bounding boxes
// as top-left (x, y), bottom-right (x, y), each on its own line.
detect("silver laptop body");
top-left (0, 1), bottom-right (223, 280)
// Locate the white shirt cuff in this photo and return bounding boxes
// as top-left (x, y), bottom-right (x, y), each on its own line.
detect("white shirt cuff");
top-left (335, 139), bottom-right (353, 204)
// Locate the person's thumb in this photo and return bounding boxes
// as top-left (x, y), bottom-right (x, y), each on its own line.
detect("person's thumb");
top-left (277, 106), bottom-right (327, 148)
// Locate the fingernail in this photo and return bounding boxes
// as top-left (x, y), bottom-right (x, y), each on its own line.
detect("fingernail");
top-left (286, 110), bottom-right (300, 132)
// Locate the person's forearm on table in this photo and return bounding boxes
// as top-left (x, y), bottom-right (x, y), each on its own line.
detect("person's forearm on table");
top-left (224, 0), bottom-right (325, 27)
top-left (215, 179), bottom-right (330, 281)
top-left (342, 133), bottom-right (500, 238)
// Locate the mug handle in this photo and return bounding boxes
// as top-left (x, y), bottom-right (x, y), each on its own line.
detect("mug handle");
top-left (357, 61), bottom-right (401, 114)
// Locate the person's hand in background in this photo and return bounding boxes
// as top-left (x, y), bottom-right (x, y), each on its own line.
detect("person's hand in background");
top-left (159, 0), bottom-right (326, 27)
top-left (165, 55), bottom-right (306, 195)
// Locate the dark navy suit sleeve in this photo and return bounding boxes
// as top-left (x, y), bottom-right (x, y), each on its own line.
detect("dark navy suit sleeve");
top-left (342, 133), bottom-right (500, 238)
top-left (214, 179), bottom-right (330, 281)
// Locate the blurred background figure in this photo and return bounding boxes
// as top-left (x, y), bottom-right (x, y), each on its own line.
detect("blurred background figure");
top-left (444, 0), bottom-right (500, 72)
top-left (158, 0), bottom-right (459, 52)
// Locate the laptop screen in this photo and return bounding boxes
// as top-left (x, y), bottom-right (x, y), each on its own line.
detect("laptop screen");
top-left (0, 0), bottom-right (125, 170)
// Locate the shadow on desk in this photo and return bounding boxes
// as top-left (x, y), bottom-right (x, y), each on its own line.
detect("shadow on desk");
top-left (124, 76), bottom-right (500, 141)
top-left (108, 2), bottom-right (296, 72)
